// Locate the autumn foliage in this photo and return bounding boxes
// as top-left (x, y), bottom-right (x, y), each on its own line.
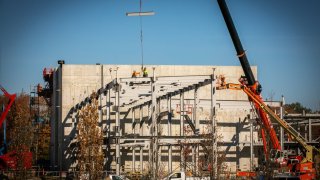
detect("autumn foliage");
top-left (77, 93), bottom-right (104, 179)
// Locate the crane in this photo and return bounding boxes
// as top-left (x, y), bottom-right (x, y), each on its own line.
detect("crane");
top-left (216, 0), bottom-right (281, 158)
top-left (216, 0), bottom-right (319, 179)
top-left (0, 85), bottom-right (16, 129)
top-left (0, 85), bottom-right (15, 157)
top-left (0, 85), bottom-right (32, 170)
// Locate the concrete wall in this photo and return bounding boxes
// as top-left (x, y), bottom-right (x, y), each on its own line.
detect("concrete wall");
top-left (51, 64), bottom-right (260, 173)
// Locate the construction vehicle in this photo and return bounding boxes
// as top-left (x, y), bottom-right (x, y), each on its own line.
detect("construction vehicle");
top-left (0, 85), bottom-right (32, 169)
top-left (216, 0), bottom-right (320, 179)
top-left (163, 171), bottom-right (210, 180)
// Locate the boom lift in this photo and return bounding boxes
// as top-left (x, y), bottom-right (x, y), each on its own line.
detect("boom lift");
top-left (216, 0), bottom-right (320, 179)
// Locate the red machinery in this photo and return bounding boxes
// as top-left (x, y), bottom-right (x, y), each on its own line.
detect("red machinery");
top-left (37, 68), bottom-right (54, 106)
top-left (216, 0), bottom-right (319, 179)
top-left (0, 85), bottom-right (32, 170)
top-left (0, 85), bottom-right (15, 129)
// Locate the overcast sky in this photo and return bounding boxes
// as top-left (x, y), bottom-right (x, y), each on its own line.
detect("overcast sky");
top-left (0, 0), bottom-right (319, 110)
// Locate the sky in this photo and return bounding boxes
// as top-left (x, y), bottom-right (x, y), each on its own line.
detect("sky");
top-left (0, 0), bottom-right (319, 111)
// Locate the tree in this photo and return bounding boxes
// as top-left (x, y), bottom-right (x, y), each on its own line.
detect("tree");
top-left (30, 95), bottom-right (51, 167)
top-left (284, 102), bottom-right (312, 114)
top-left (77, 93), bottom-right (104, 180)
top-left (6, 93), bottom-right (33, 178)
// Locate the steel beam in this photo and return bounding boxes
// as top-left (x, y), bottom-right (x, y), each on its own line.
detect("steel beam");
top-left (193, 86), bottom-right (198, 173)
top-left (115, 80), bottom-right (121, 175)
top-left (167, 95), bottom-right (172, 173)
top-left (119, 76), bottom-right (212, 108)
top-left (120, 77), bottom-right (152, 83)
top-left (309, 118), bottom-right (312, 142)
top-left (132, 146), bottom-right (136, 172)
top-left (250, 113), bottom-right (254, 171)
top-left (211, 69), bottom-right (217, 178)
top-left (280, 96), bottom-right (284, 150)
top-left (139, 105), bottom-right (143, 173)
top-left (148, 103), bottom-right (152, 167)
top-left (132, 108), bottom-right (136, 172)
top-left (106, 89), bottom-right (111, 171)
top-left (132, 108), bottom-right (135, 134)
top-left (151, 67), bottom-right (158, 179)
top-left (180, 91), bottom-right (185, 171)
top-left (157, 98), bottom-right (161, 170)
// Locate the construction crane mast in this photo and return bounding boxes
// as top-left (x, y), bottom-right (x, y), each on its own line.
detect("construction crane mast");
top-left (216, 0), bottom-right (319, 179)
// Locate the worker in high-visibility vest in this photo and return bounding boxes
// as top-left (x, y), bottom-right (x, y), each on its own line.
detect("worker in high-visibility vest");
top-left (132, 70), bottom-right (140, 78)
top-left (142, 67), bottom-right (148, 77)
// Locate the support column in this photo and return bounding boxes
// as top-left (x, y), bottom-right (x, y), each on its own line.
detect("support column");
top-left (132, 109), bottom-right (136, 172)
top-left (99, 64), bottom-right (103, 124)
top-left (297, 110), bottom-right (304, 155)
top-left (211, 68), bottom-right (217, 178)
top-left (105, 89), bottom-right (111, 171)
top-left (139, 105), bottom-right (143, 172)
top-left (132, 108), bottom-right (136, 134)
top-left (148, 103), bottom-right (152, 165)
top-left (250, 112), bottom-right (254, 171)
top-left (157, 99), bottom-right (161, 168)
top-left (151, 67), bottom-right (158, 179)
top-left (107, 89), bottom-right (111, 138)
top-left (297, 120), bottom-right (301, 154)
top-left (180, 91), bottom-right (185, 171)
top-left (167, 95), bottom-right (172, 173)
top-left (193, 86), bottom-right (198, 173)
top-left (196, 144), bottom-right (200, 174)
top-left (309, 118), bottom-right (312, 142)
top-left (305, 125), bottom-right (308, 141)
top-left (280, 96), bottom-right (285, 150)
top-left (133, 147), bottom-right (136, 172)
top-left (180, 92), bottom-right (185, 136)
top-left (194, 86), bottom-right (198, 128)
top-left (115, 80), bottom-right (121, 175)
top-left (192, 143), bottom-right (195, 170)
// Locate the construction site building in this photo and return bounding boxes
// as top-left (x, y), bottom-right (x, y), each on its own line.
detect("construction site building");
top-left (49, 64), bottom-right (319, 177)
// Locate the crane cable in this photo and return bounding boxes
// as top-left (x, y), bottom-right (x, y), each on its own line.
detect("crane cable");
top-left (139, 0), bottom-right (144, 70)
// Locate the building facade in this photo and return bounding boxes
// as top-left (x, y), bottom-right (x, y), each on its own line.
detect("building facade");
top-left (51, 64), bottom-right (264, 176)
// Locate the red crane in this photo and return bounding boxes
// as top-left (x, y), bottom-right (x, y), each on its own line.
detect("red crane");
top-left (0, 85), bottom-right (16, 129)
top-left (0, 85), bottom-right (32, 170)
top-left (216, 0), bottom-right (319, 179)
top-left (216, 0), bottom-right (281, 157)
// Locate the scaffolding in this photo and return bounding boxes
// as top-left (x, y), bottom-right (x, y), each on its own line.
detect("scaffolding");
top-left (69, 68), bottom-right (219, 178)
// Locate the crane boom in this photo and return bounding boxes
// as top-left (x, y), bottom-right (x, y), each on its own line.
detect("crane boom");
top-left (217, 0), bottom-right (281, 152)
top-left (243, 86), bottom-right (320, 162)
top-left (217, 0), bottom-right (255, 86)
